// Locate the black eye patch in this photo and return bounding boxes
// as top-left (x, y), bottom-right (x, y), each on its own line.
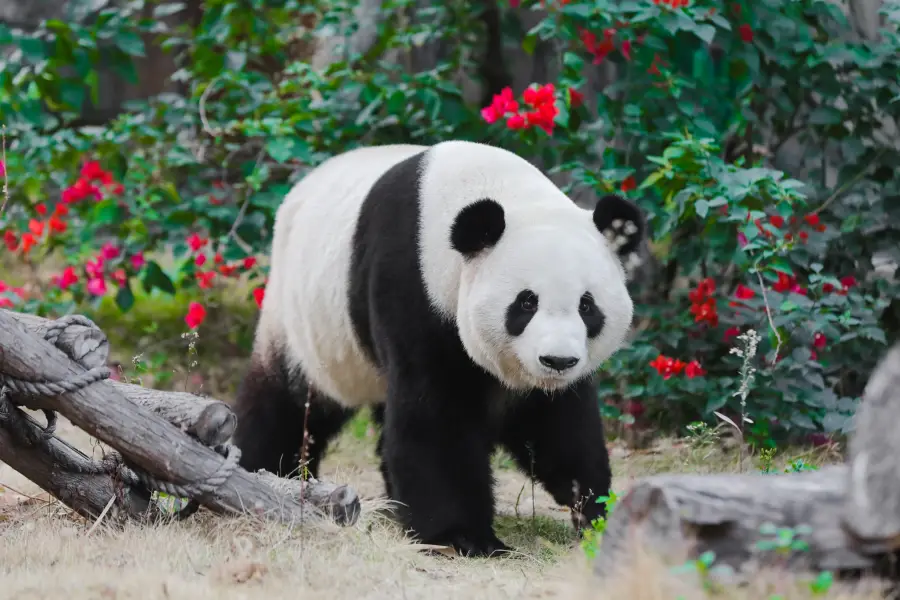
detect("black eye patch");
top-left (505, 289), bottom-right (538, 337)
top-left (579, 292), bottom-right (605, 338)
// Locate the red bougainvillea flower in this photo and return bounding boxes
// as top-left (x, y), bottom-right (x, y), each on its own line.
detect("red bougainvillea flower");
top-left (186, 233), bottom-right (208, 253)
top-left (620, 39), bottom-right (632, 61)
top-left (35, 203), bottom-right (47, 216)
top-left (739, 24), bottom-right (753, 42)
top-left (772, 271), bottom-right (794, 293)
top-left (690, 297), bottom-right (719, 326)
top-left (20, 233), bottom-right (37, 254)
top-left (243, 256), bottom-right (257, 270)
top-left (48, 216), bottom-right (67, 234)
top-left (620, 176), bottom-right (637, 193)
top-left (568, 87), bottom-right (584, 108)
top-left (100, 242), bottom-right (120, 261)
top-left (28, 219), bottom-right (44, 237)
top-left (506, 113), bottom-right (527, 130)
top-left (130, 252), bottom-right (145, 270)
top-left (649, 355), bottom-right (687, 380)
top-left (737, 231), bottom-right (748, 248)
top-left (838, 275), bottom-right (857, 295)
top-left (195, 253), bottom-right (207, 267)
top-left (481, 87), bottom-right (520, 124)
top-left (112, 269), bottom-right (127, 286)
top-left (197, 271), bottom-right (216, 289)
top-left (85, 258), bottom-right (104, 280)
top-left (185, 302), bottom-right (207, 329)
top-left (0, 160), bottom-right (5, 178)
top-left (580, 28), bottom-right (615, 64)
top-left (803, 213), bottom-right (820, 226)
top-left (685, 360), bottom-right (706, 379)
top-left (724, 326), bottom-right (741, 341)
top-left (734, 284), bottom-right (755, 300)
top-left (253, 286), bottom-right (266, 308)
top-left (813, 332), bottom-right (827, 349)
top-left (219, 264), bottom-right (238, 277)
top-left (214, 253), bottom-right (224, 265)
top-left (51, 266), bottom-right (79, 290)
top-left (688, 277), bottom-right (715, 303)
top-left (769, 215), bottom-right (785, 228)
top-left (86, 277), bottom-right (107, 296)
top-left (519, 83), bottom-right (559, 134)
top-left (4, 231), bottom-right (17, 251)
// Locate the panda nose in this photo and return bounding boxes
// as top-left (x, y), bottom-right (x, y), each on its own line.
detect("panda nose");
top-left (539, 355), bottom-right (580, 371)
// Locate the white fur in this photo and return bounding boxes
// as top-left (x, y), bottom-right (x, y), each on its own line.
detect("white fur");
top-left (256, 144), bottom-right (425, 407)
top-left (256, 141), bottom-right (635, 406)
top-left (416, 143), bottom-right (633, 392)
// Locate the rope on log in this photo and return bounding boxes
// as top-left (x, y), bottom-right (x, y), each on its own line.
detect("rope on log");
top-left (0, 308), bottom-right (361, 526)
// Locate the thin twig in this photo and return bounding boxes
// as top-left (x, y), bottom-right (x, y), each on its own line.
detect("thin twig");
top-left (812, 148), bottom-right (887, 216)
top-left (0, 125), bottom-right (8, 219)
top-left (755, 270), bottom-right (783, 364)
top-left (198, 77), bottom-right (224, 138)
top-left (84, 494), bottom-right (117, 537)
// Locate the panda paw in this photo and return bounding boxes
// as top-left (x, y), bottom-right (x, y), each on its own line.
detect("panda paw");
top-left (424, 530), bottom-right (511, 559)
top-left (601, 218), bottom-right (644, 277)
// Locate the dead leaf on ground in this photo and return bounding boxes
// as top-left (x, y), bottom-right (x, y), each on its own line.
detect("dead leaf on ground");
top-left (209, 559), bottom-right (269, 585)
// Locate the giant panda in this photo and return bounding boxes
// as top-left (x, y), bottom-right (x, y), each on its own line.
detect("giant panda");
top-left (231, 140), bottom-right (646, 557)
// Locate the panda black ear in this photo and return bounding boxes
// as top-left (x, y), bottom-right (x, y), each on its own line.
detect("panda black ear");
top-left (592, 194), bottom-right (645, 259)
top-left (450, 198), bottom-right (506, 259)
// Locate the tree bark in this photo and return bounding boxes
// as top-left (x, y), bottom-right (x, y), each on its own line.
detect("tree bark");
top-left (0, 310), bottom-right (360, 527)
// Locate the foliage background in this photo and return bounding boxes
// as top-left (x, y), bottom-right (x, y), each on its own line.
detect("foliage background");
top-left (1, 0), bottom-right (898, 449)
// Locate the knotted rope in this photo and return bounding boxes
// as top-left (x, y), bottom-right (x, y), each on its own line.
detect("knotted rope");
top-left (0, 314), bottom-right (241, 519)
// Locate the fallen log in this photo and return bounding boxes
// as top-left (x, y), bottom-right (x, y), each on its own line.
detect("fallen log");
top-left (593, 341), bottom-right (900, 582)
top-left (3, 309), bottom-right (237, 446)
top-left (0, 309), bottom-right (360, 527)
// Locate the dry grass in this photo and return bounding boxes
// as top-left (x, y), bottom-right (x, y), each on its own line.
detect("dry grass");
top-left (1, 412), bottom-right (880, 600)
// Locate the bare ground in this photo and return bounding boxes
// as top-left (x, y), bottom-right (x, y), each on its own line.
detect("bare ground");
top-left (0, 414), bottom-right (883, 600)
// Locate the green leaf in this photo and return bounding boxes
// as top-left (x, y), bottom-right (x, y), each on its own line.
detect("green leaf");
top-left (640, 172), bottom-right (665, 190)
top-left (142, 261), bottom-right (176, 295)
top-left (226, 51), bottom-right (247, 71)
top-left (693, 24), bottom-right (716, 45)
top-left (115, 282), bottom-right (135, 312)
top-left (695, 199), bottom-right (709, 218)
top-left (808, 106), bottom-right (842, 125)
top-left (266, 138), bottom-right (295, 163)
top-left (115, 30), bottom-right (146, 57)
top-left (153, 2), bottom-right (186, 17)
top-left (93, 200), bottom-right (122, 225)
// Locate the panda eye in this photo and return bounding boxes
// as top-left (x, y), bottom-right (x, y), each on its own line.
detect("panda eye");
top-left (579, 293), bottom-right (594, 314)
top-left (519, 291), bottom-right (538, 312)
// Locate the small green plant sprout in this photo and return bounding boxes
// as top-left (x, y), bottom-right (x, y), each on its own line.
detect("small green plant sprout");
top-left (756, 522), bottom-right (813, 555)
top-left (784, 458), bottom-right (818, 473)
top-left (808, 570), bottom-right (834, 595)
top-left (670, 550), bottom-right (733, 593)
top-left (579, 491), bottom-right (619, 559)
top-left (758, 447), bottom-right (778, 473)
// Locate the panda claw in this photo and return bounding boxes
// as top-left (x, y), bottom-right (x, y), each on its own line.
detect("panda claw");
top-left (422, 531), bottom-right (511, 559)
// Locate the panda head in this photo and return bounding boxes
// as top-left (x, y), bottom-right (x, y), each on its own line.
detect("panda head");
top-left (450, 194), bottom-right (645, 393)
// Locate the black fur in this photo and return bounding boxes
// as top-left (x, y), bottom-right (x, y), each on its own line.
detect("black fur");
top-left (505, 290), bottom-right (538, 336)
top-left (592, 194), bottom-right (645, 259)
top-left (449, 198), bottom-right (506, 259)
top-left (579, 292), bottom-right (605, 339)
top-left (232, 345), bottom-right (357, 478)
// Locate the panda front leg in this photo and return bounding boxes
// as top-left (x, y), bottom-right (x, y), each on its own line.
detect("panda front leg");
top-left (381, 378), bottom-right (509, 558)
top-left (500, 377), bottom-right (613, 533)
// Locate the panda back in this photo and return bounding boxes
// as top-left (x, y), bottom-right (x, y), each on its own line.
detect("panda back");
top-left (259, 143), bottom-right (427, 407)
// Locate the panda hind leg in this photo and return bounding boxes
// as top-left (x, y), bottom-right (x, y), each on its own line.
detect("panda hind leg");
top-left (499, 378), bottom-right (613, 533)
top-left (231, 355), bottom-right (357, 479)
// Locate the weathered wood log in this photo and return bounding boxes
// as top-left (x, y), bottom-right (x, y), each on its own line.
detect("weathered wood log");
top-left (2, 309), bottom-right (236, 447)
top-left (108, 381), bottom-right (237, 447)
top-left (0, 310), bottom-right (360, 526)
top-left (592, 466), bottom-right (876, 579)
top-left (844, 342), bottom-right (900, 551)
top-left (4, 309), bottom-right (109, 370)
top-left (0, 399), bottom-right (155, 522)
